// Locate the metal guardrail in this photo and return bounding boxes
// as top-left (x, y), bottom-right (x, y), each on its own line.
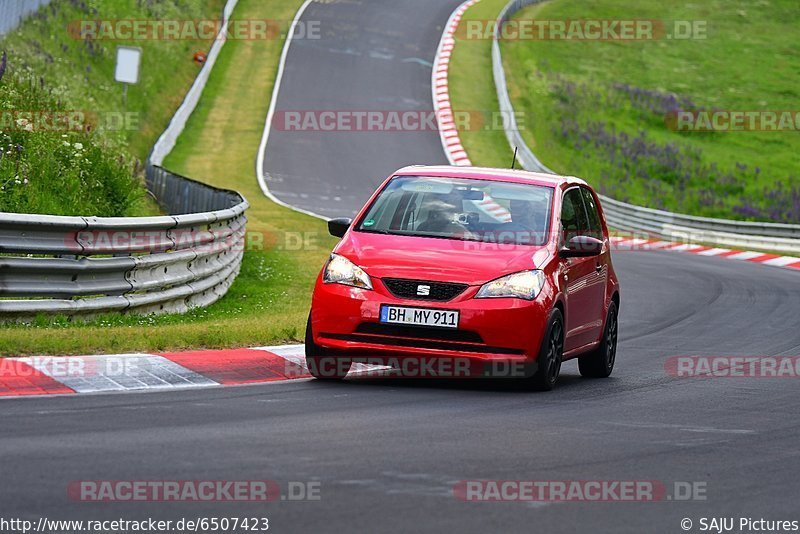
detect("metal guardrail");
top-left (0, 166), bottom-right (248, 318)
top-left (0, 0), bottom-right (250, 320)
top-left (493, 0), bottom-right (800, 254)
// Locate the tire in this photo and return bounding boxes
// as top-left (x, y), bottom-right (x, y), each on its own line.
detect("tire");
top-left (305, 315), bottom-right (351, 380)
top-left (578, 301), bottom-right (618, 379)
top-left (531, 309), bottom-right (565, 391)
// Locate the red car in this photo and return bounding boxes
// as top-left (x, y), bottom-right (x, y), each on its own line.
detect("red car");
top-left (306, 166), bottom-right (620, 390)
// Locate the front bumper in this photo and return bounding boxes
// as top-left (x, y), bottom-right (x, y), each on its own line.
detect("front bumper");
top-left (310, 277), bottom-right (550, 378)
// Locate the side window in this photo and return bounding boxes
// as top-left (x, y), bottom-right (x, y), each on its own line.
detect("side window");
top-left (560, 189), bottom-right (588, 243)
top-left (580, 187), bottom-right (603, 240)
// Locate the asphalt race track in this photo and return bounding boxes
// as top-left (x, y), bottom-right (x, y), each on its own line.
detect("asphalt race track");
top-left (4, 253), bottom-right (800, 532)
top-left (260, 0), bottom-right (462, 218)
top-left (3, 1), bottom-right (800, 533)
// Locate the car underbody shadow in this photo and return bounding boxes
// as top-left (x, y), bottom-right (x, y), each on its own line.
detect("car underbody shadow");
top-left (316, 367), bottom-right (590, 393)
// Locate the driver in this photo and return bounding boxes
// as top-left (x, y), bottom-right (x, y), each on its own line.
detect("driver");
top-left (509, 197), bottom-right (548, 244)
top-left (417, 193), bottom-right (462, 233)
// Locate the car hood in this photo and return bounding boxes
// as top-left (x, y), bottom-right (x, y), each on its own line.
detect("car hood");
top-left (335, 231), bottom-right (553, 285)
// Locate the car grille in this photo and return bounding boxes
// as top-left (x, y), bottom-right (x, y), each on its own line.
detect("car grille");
top-left (317, 323), bottom-right (524, 355)
top-left (382, 278), bottom-right (469, 301)
top-left (322, 333), bottom-right (524, 355)
top-left (356, 323), bottom-right (483, 343)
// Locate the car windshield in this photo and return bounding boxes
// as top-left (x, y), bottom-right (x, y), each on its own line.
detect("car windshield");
top-left (356, 175), bottom-right (553, 245)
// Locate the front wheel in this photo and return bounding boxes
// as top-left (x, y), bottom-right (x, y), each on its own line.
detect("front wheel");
top-left (578, 301), bottom-right (618, 378)
top-left (531, 309), bottom-right (565, 391)
top-left (305, 316), bottom-right (351, 380)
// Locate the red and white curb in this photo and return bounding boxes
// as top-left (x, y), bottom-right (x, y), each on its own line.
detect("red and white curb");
top-left (3, 238), bottom-right (794, 399)
top-left (433, 0), bottom-right (480, 167)
top-left (432, 0), bottom-right (799, 273)
top-left (4, 0), bottom-right (797, 400)
top-left (609, 237), bottom-right (800, 270)
top-left (433, 0), bottom-right (513, 221)
top-left (0, 346), bottom-right (390, 398)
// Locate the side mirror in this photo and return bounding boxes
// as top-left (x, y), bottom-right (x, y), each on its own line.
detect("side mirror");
top-left (559, 235), bottom-right (604, 258)
top-left (328, 217), bottom-right (353, 238)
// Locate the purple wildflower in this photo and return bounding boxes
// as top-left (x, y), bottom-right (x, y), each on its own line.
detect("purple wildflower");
top-left (0, 51), bottom-right (7, 83)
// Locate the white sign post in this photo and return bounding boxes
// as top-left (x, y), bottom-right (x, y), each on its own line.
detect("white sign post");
top-left (114, 46), bottom-right (142, 110)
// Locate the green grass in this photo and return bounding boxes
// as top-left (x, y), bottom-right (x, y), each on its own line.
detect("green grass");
top-left (0, 73), bottom-right (150, 216)
top-left (0, 0), bottom-right (329, 356)
top-left (5, 0), bottom-right (797, 354)
top-left (0, 0), bottom-right (227, 216)
top-left (1, 0), bottom-right (227, 160)
top-left (505, 0), bottom-right (800, 221)
top-left (453, 0), bottom-right (799, 223)
top-left (447, 0), bottom-right (515, 169)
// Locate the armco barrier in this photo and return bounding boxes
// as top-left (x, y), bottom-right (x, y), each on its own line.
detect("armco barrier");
top-left (0, 166), bottom-right (248, 319)
top-left (492, 0), bottom-right (800, 254)
top-left (0, 0), bottom-right (249, 320)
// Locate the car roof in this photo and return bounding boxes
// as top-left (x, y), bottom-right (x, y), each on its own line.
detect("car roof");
top-left (394, 165), bottom-right (587, 189)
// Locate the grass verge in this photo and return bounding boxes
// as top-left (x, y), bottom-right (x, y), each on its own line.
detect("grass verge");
top-left (0, 0), bottom-right (230, 216)
top-left (1, 0), bottom-right (226, 161)
top-left (510, 0), bottom-right (800, 223)
top-left (0, 0), bottom-right (330, 356)
top-left (447, 0), bottom-right (515, 169)
top-left (452, 0), bottom-right (799, 223)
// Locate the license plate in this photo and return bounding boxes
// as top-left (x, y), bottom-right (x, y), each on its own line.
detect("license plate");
top-left (379, 305), bottom-right (459, 329)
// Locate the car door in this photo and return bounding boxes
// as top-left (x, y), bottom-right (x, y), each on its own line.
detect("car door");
top-left (560, 188), bottom-right (604, 352)
top-left (579, 186), bottom-right (608, 342)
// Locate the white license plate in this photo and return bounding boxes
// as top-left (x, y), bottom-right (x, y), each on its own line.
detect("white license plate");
top-left (379, 305), bottom-right (459, 329)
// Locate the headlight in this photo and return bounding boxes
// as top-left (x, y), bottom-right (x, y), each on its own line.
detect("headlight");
top-left (323, 253), bottom-right (373, 290)
top-left (475, 270), bottom-right (545, 300)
